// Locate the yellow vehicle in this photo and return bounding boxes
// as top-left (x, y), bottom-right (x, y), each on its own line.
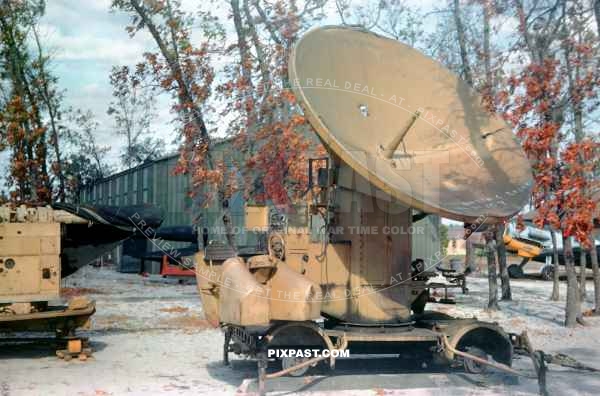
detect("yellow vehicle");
top-left (503, 223), bottom-right (545, 279)
top-left (503, 233), bottom-right (543, 259)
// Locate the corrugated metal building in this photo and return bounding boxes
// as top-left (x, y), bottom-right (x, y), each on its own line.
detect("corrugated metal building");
top-left (80, 153), bottom-right (192, 227)
top-left (80, 152), bottom-right (194, 272)
top-left (81, 142), bottom-right (440, 270)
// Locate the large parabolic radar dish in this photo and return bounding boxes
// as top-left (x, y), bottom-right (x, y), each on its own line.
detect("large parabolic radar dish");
top-left (289, 26), bottom-right (533, 223)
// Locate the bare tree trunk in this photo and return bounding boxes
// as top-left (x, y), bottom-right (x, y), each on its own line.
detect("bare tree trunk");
top-left (482, 0), bottom-right (491, 84)
top-left (33, 27), bottom-right (66, 202)
top-left (486, 229), bottom-right (499, 310)
top-left (564, 236), bottom-right (582, 327)
top-left (231, 0), bottom-right (253, 90)
top-left (590, 245), bottom-right (600, 315)
top-left (465, 232), bottom-right (475, 272)
top-left (551, 230), bottom-right (560, 301)
top-left (481, 0), bottom-right (495, 110)
top-left (595, 0), bottom-right (600, 38)
top-left (579, 251), bottom-right (587, 301)
top-left (567, 13), bottom-right (598, 312)
top-left (126, 0), bottom-right (238, 249)
top-left (453, 0), bottom-right (473, 85)
top-left (0, 13), bottom-right (45, 203)
top-left (496, 223), bottom-right (511, 300)
top-left (568, 50), bottom-right (588, 304)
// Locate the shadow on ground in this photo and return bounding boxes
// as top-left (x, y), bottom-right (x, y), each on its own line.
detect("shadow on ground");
top-left (0, 335), bottom-right (107, 360)
top-left (206, 355), bottom-right (526, 394)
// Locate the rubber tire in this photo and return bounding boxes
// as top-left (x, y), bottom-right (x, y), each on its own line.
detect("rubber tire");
top-left (281, 356), bottom-right (310, 377)
top-left (463, 346), bottom-right (488, 374)
top-left (411, 290), bottom-right (429, 315)
top-left (508, 264), bottom-right (524, 279)
top-left (414, 311), bottom-right (454, 321)
top-left (540, 265), bottom-right (554, 281)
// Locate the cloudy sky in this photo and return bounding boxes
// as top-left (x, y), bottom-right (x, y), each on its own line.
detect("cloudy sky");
top-left (38, 0), bottom-right (438, 168)
top-left (39, 0), bottom-right (176, 165)
top-left (30, 0), bottom-right (526, 226)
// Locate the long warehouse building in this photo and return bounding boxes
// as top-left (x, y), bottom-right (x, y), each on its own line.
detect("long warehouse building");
top-left (81, 142), bottom-right (441, 272)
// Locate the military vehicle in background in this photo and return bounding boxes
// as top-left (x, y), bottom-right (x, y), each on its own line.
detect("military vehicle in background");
top-left (0, 203), bottom-right (162, 359)
top-left (504, 217), bottom-right (600, 280)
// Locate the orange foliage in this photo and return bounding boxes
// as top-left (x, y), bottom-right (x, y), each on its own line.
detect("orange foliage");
top-left (502, 40), bottom-right (599, 248)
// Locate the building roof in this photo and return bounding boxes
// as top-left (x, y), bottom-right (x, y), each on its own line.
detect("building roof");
top-left (88, 136), bottom-right (238, 185)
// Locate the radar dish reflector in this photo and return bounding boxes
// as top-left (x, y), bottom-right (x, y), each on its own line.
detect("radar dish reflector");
top-left (289, 26), bottom-right (533, 223)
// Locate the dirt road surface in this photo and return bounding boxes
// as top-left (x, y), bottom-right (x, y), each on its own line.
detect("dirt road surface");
top-left (2, 266), bottom-right (600, 395)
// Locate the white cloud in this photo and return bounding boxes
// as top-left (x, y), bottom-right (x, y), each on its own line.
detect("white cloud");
top-left (81, 83), bottom-right (102, 95)
top-left (35, 1), bottom-right (168, 169)
top-left (52, 32), bottom-right (148, 62)
top-left (34, 0), bottom-right (443, 174)
top-left (39, 2), bottom-right (153, 67)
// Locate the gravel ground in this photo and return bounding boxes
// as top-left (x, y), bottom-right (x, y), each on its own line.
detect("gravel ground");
top-left (2, 265), bottom-right (600, 395)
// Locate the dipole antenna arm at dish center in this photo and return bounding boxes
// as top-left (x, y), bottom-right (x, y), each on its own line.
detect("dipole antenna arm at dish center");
top-left (384, 110), bottom-right (421, 159)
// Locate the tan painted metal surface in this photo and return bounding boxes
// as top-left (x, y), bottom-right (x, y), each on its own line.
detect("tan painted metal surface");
top-left (289, 26), bottom-right (533, 223)
top-left (0, 205), bottom-right (90, 305)
top-left (0, 205), bottom-right (95, 334)
top-left (194, 251), bottom-right (223, 327)
top-left (197, 26), bottom-right (537, 329)
top-left (198, 183), bottom-right (425, 325)
top-left (0, 222), bottom-right (61, 304)
top-left (325, 327), bottom-right (440, 342)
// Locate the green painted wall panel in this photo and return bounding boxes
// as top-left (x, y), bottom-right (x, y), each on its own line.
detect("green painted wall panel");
top-left (81, 149), bottom-right (439, 259)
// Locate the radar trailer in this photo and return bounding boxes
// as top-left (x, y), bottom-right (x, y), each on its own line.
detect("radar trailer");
top-left (193, 26), bottom-right (539, 394)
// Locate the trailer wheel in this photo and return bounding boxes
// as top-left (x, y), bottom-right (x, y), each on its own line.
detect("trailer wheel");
top-left (223, 327), bottom-right (232, 366)
top-left (281, 356), bottom-right (310, 377)
top-left (411, 290), bottom-right (429, 314)
top-left (462, 346), bottom-right (488, 374)
top-left (453, 326), bottom-right (512, 374)
top-left (540, 265), bottom-right (554, 281)
top-left (414, 311), bottom-right (454, 321)
top-left (508, 264), bottom-right (524, 278)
